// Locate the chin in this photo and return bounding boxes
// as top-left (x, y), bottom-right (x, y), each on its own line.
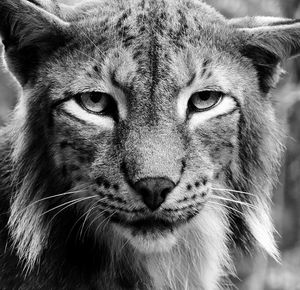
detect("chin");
top-left (113, 223), bottom-right (179, 253)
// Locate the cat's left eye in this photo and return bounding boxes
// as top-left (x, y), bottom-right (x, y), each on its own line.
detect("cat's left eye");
top-left (188, 91), bottom-right (224, 112)
top-left (76, 92), bottom-right (116, 115)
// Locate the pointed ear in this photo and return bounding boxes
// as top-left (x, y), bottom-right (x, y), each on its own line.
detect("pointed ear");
top-left (230, 17), bottom-right (300, 93)
top-left (0, 0), bottom-right (69, 84)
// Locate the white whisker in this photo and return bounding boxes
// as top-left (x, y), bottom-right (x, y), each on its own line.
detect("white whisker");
top-left (210, 195), bottom-right (257, 210)
top-left (40, 195), bottom-right (98, 219)
top-left (207, 201), bottom-right (244, 216)
top-left (210, 187), bottom-right (257, 198)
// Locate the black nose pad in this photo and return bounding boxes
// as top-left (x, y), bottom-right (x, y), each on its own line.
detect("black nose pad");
top-left (134, 177), bottom-right (175, 211)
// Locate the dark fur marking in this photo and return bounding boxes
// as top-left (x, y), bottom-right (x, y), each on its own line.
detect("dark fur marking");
top-left (59, 110), bottom-right (89, 126)
top-left (113, 184), bottom-right (119, 191)
top-left (194, 181), bottom-right (200, 188)
top-left (215, 108), bottom-right (239, 119)
top-left (201, 58), bottom-right (211, 78)
top-left (60, 141), bottom-right (69, 149)
top-left (186, 73), bottom-right (196, 87)
top-left (241, 45), bottom-right (279, 93)
top-left (116, 11), bottom-right (130, 29)
top-left (93, 65), bottom-right (99, 72)
top-left (133, 50), bottom-right (143, 60)
top-left (103, 181), bottom-right (110, 189)
top-left (123, 35), bottom-right (136, 48)
top-left (202, 177), bottom-right (207, 185)
top-left (187, 184), bottom-right (192, 190)
top-left (181, 159), bottom-right (186, 175)
top-left (96, 177), bottom-right (104, 186)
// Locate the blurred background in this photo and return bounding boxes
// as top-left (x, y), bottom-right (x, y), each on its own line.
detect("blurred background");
top-left (0, 0), bottom-right (299, 289)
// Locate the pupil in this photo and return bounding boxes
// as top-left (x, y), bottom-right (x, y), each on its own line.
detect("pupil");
top-left (90, 94), bottom-right (102, 103)
top-left (200, 94), bottom-right (210, 101)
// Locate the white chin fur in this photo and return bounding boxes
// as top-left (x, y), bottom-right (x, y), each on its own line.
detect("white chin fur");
top-left (113, 224), bottom-right (178, 253)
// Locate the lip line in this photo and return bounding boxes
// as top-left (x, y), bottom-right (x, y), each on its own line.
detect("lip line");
top-left (110, 214), bottom-right (195, 234)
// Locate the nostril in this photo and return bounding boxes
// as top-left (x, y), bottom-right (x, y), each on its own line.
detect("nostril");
top-left (161, 187), bottom-right (172, 199)
top-left (134, 177), bottom-right (175, 211)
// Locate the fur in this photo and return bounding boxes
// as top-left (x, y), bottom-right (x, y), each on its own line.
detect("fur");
top-left (0, 0), bottom-right (299, 289)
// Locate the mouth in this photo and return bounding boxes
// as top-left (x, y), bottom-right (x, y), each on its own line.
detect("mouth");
top-left (111, 213), bottom-right (198, 253)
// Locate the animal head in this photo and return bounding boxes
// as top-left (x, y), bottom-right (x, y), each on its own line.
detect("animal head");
top-left (1, 0), bottom-right (299, 284)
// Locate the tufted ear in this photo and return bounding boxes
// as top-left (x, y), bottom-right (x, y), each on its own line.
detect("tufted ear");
top-left (0, 0), bottom-right (69, 85)
top-left (230, 17), bottom-right (300, 93)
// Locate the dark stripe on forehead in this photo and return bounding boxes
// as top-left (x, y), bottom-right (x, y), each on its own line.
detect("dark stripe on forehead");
top-left (201, 58), bottom-right (212, 78)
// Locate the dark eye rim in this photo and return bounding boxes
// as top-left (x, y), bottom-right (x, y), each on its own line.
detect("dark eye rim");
top-left (188, 91), bottom-right (224, 113)
top-left (74, 91), bottom-right (118, 116)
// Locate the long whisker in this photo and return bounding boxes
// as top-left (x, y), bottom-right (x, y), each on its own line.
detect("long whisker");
top-left (65, 199), bottom-right (100, 242)
top-left (210, 195), bottom-right (257, 210)
top-left (95, 211), bottom-right (117, 234)
top-left (40, 195), bottom-right (97, 219)
top-left (207, 201), bottom-right (244, 216)
top-left (84, 207), bottom-right (112, 239)
top-left (47, 196), bottom-right (98, 226)
top-left (79, 198), bottom-right (107, 239)
top-left (19, 188), bottom-right (89, 214)
top-left (210, 187), bottom-right (257, 198)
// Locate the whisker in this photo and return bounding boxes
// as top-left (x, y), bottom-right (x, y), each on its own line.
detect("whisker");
top-left (207, 201), bottom-right (244, 216)
top-left (210, 195), bottom-right (257, 210)
top-left (84, 207), bottom-right (112, 239)
top-left (19, 188), bottom-right (89, 214)
top-left (40, 195), bottom-right (97, 219)
top-left (210, 187), bottom-right (257, 198)
top-left (78, 202), bottom-right (99, 239)
top-left (79, 197), bottom-right (108, 239)
top-left (47, 196), bottom-right (98, 226)
top-left (95, 211), bottom-right (117, 234)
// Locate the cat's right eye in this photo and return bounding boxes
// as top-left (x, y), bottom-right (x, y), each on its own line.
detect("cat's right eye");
top-left (75, 92), bottom-right (117, 116)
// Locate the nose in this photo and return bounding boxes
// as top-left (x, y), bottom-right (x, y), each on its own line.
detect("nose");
top-left (134, 177), bottom-right (175, 211)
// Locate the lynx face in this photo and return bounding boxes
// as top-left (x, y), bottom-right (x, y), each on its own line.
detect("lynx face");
top-left (41, 4), bottom-right (249, 252)
top-left (1, 0), bottom-right (300, 288)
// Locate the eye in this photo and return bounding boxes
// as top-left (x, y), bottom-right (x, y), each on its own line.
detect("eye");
top-left (188, 91), bottom-right (223, 112)
top-left (75, 92), bottom-right (116, 115)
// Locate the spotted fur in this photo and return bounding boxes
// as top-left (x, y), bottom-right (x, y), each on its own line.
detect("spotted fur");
top-left (0, 0), bottom-right (300, 289)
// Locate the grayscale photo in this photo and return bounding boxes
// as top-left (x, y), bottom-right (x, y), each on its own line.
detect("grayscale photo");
top-left (0, 0), bottom-right (300, 289)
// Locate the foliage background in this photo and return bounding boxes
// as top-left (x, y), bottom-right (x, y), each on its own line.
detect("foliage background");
top-left (0, 0), bottom-right (300, 289)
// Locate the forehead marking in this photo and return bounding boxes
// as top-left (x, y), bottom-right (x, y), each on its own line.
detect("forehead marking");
top-left (200, 58), bottom-right (212, 78)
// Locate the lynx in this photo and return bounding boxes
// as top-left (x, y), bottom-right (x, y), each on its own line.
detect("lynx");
top-left (0, 0), bottom-right (299, 289)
